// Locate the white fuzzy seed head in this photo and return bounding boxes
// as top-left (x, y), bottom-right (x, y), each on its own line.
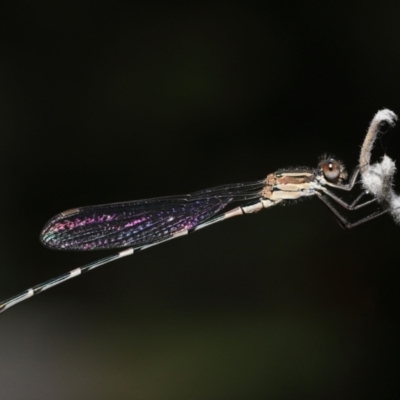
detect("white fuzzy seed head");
top-left (361, 155), bottom-right (396, 200)
top-left (390, 196), bottom-right (400, 224)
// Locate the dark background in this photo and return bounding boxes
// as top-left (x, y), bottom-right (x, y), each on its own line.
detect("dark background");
top-left (1, 2), bottom-right (400, 399)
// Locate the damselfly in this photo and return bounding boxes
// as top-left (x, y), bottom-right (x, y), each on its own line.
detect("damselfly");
top-left (0, 109), bottom-right (398, 314)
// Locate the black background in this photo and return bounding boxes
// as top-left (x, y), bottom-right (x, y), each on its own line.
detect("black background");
top-left (1, 2), bottom-right (400, 399)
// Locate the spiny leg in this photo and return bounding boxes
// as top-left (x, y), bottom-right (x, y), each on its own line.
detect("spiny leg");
top-left (320, 186), bottom-right (377, 211)
top-left (316, 192), bottom-right (389, 229)
top-left (321, 167), bottom-right (379, 210)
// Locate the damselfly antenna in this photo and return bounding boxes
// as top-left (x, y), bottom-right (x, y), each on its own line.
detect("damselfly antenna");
top-left (0, 109), bottom-right (398, 314)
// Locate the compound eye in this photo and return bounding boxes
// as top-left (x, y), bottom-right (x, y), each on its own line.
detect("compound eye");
top-left (321, 159), bottom-right (341, 182)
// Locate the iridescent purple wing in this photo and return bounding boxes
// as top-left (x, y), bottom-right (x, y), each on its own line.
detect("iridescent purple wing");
top-left (40, 180), bottom-right (264, 251)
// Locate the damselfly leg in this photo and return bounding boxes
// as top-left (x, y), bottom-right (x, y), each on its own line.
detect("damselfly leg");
top-left (314, 167), bottom-right (382, 228)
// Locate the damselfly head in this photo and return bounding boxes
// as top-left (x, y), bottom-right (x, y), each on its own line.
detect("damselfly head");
top-left (318, 156), bottom-right (347, 183)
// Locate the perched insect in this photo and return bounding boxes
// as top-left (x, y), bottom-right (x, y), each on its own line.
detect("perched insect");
top-left (0, 109), bottom-right (398, 314)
